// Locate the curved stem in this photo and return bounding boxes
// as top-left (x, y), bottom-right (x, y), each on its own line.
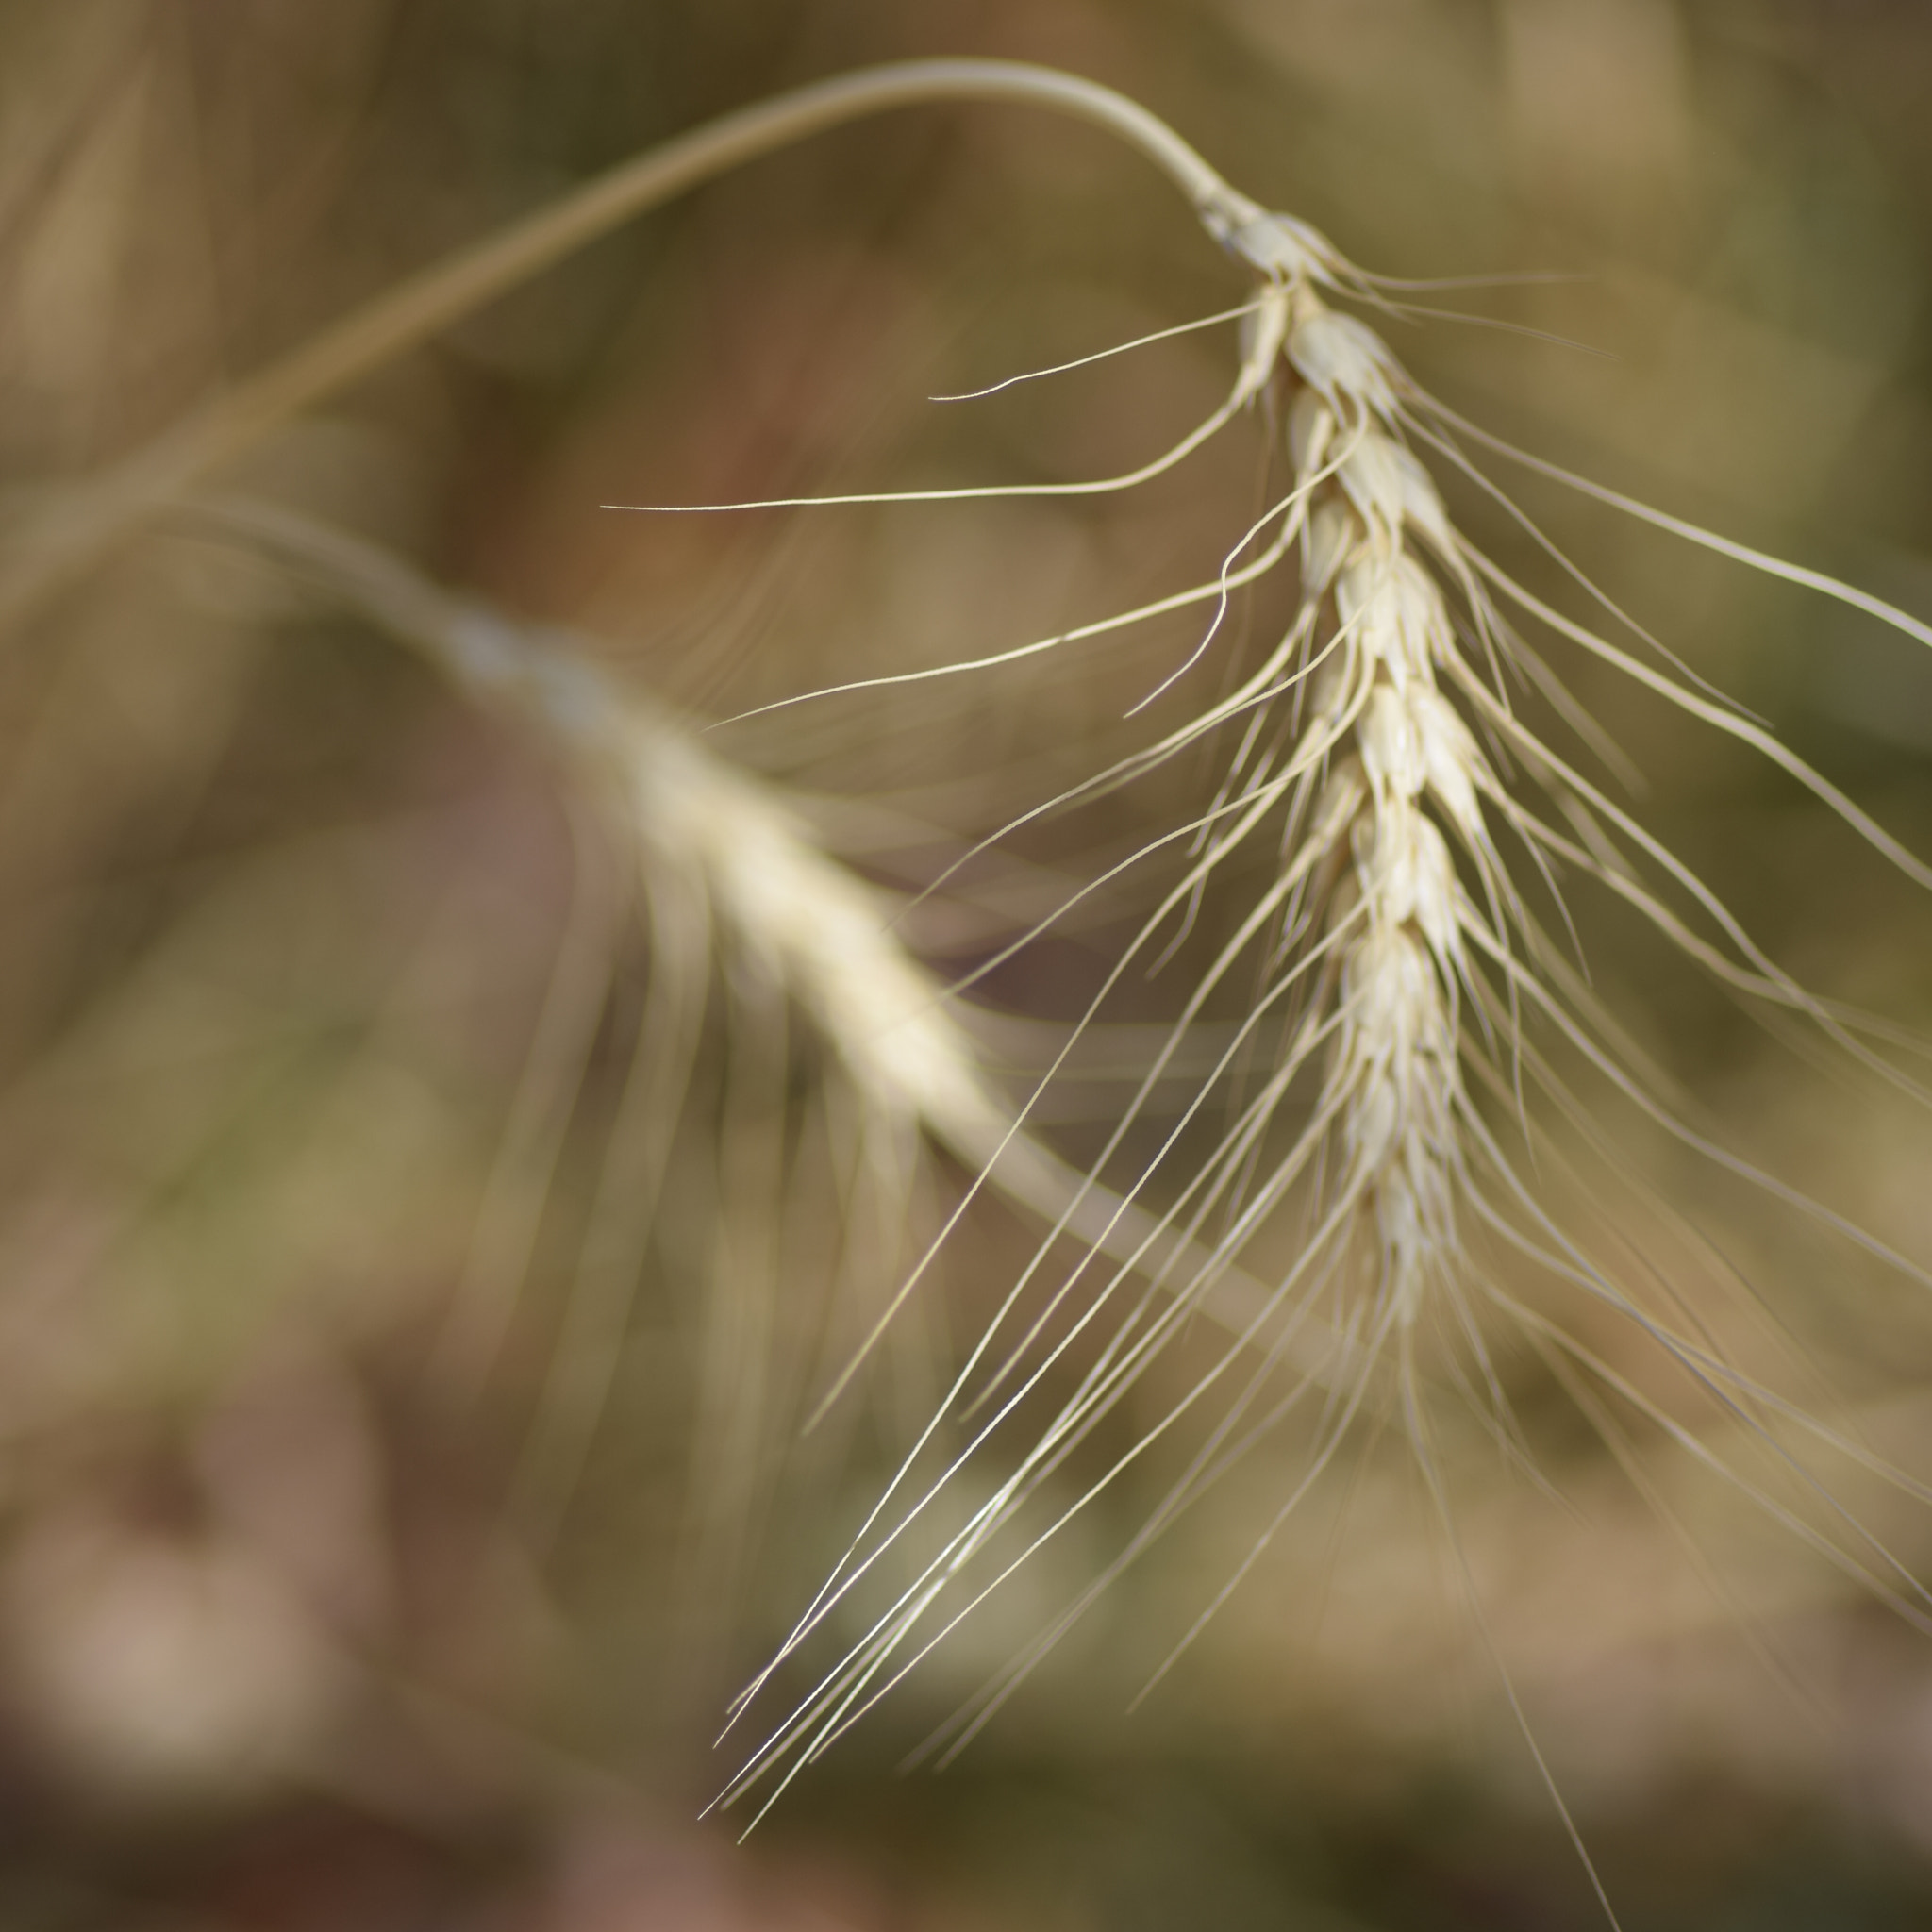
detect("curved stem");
top-left (0, 59), bottom-right (1241, 639)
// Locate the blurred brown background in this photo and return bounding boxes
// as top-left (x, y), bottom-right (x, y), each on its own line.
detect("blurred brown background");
top-left (2, 1), bottom-right (1932, 1926)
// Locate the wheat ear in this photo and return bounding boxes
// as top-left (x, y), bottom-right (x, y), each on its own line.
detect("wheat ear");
top-left (689, 151), bottom-right (1932, 1903)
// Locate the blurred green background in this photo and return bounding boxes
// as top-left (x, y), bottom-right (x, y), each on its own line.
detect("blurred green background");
top-left (2, 1), bottom-right (1932, 1925)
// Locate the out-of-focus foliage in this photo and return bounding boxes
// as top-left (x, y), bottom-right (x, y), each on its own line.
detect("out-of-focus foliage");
top-left (1, 2), bottom-right (1931, 1926)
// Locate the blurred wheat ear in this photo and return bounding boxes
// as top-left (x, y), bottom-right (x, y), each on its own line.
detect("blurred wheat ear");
top-left (180, 492), bottom-right (1325, 1684)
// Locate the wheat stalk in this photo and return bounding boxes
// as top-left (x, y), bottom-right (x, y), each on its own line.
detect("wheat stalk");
top-left (0, 61), bottom-right (1242, 642)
